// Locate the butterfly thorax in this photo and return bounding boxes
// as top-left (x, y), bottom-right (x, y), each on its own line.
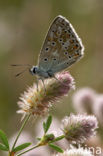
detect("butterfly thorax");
top-left (29, 66), bottom-right (54, 78)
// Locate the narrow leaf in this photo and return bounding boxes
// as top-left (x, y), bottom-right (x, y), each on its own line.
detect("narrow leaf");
top-left (0, 143), bottom-right (8, 151)
top-left (51, 135), bottom-right (65, 143)
top-left (13, 143), bottom-right (31, 152)
top-left (0, 130), bottom-right (9, 150)
top-left (44, 115), bottom-right (52, 133)
top-left (49, 143), bottom-right (64, 153)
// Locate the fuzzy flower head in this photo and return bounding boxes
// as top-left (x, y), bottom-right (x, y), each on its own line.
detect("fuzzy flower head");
top-left (55, 148), bottom-right (93, 156)
top-left (17, 72), bottom-right (74, 117)
top-left (73, 88), bottom-right (96, 114)
top-left (93, 95), bottom-right (103, 125)
top-left (61, 114), bottom-right (98, 143)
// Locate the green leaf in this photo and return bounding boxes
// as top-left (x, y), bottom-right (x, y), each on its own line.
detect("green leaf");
top-left (13, 143), bottom-right (31, 152)
top-left (49, 143), bottom-right (64, 153)
top-left (0, 143), bottom-right (8, 151)
top-left (0, 130), bottom-right (9, 150)
top-left (44, 115), bottom-right (52, 133)
top-left (45, 133), bottom-right (55, 142)
top-left (51, 135), bottom-right (65, 143)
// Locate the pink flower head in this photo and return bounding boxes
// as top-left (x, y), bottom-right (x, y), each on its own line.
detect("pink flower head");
top-left (93, 95), bottom-right (103, 125)
top-left (17, 72), bottom-right (74, 117)
top-left (62, 114), bottom-right (98, 144)
top-left (72, 88), bottom-right (96, 114)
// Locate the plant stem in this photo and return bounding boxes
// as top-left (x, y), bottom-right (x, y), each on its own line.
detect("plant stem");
top-left (11, 114), bottom-right (31, 151)
top-left (16, 134), bottom-right (65, 156)
top-left (16, 144), bottom-right (41, 156)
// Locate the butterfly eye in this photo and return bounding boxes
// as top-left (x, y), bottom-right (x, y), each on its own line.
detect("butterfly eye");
top-left (44, 58), bottom-right (48, 62)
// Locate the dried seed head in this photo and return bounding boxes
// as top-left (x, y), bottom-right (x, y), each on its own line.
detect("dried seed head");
top-left (61, 114), bottom-right (98, 143)
top-left (17, 72), bottom-right (74, 117)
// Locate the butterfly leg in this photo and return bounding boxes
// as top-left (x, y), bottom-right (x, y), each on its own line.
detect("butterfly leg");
top-left (36, 78), bottom-right (39, 92)
top-left (41, 78), bottom-right (46, 93)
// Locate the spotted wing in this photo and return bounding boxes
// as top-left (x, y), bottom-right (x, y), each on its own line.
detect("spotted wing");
top-left (38, 15), bottom-right (84, 73)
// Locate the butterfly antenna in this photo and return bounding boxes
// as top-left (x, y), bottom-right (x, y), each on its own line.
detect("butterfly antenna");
top-left (11, 64), bottom-right (31, 66)
top-left (15, 68), bottom-right (29, 77)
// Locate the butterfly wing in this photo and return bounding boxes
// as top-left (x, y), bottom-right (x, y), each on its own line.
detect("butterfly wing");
top-left (38, 15), bottom-right (84, 73)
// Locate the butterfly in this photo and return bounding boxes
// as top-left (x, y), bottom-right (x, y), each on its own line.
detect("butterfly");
top-left (12, 15), bottom-right (84, 89)
top-left (30, 15), bottom-right (84, 78)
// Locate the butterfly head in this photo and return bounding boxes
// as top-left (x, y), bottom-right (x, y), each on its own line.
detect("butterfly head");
top-left (29, 66), bottom-right (38, 75)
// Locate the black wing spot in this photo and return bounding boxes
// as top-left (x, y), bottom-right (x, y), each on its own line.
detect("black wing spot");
top-left (62, 42), bottom-right (64, 45)
top-left (53, 58), bottom-right (57, 61)
top-left (64, 52), bottom-right (68, 55)
top-left (65, 47), bottom-right (68, 50)
top-left (51, 42), bottom-right (56, 46)
top-left (68, 29), bottom-right (72, 33)
top-left (59, 38), bottom-right (63, 42)
top-left (44, 58), bottom-right (48, 62)
top-left (45, 47), bottom-right (49, 51)
top-left (64, 30), bottom-right (67, 33)
top-left (57, 31), bottom-right (60, 35)
top-left (76, 44), bottom-right (79, 47)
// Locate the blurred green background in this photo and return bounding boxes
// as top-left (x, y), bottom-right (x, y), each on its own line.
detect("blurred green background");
top-left (0, 0), bottom-right (103, 151)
